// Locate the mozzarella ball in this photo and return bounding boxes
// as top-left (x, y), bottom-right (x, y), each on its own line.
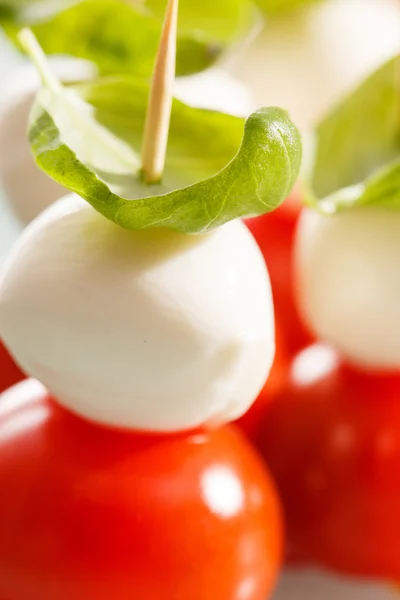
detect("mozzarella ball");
top-left (0, 194), bottom-right (274, 432)
top-left (174, 68), bottom-right (255, 117)
top-left (230, 0), bottom-right (400, 131)
top-left (296, 207), bottom-right (400, 369)
top-left (0, 58), bottom-right (96, 224)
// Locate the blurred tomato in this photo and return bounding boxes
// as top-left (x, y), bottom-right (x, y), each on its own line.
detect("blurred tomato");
top-left (0, 339), bottom-right (24, 393)
top-left (245, 191), bottom-right (312, 357)
top-left (259, 343), bottom-right (400, 580)
top-left (0, 380), bottom-right (283, 600)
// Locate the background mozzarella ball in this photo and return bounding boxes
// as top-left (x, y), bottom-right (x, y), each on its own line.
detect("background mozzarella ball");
top-left (229, 0), bottom-right (400, 132)
top-left (0, 58), bottom-right (95, 224)
top-left (0, 194), bottom-right (274, 432)
top-left (296, 207), bottom-right (400, 369)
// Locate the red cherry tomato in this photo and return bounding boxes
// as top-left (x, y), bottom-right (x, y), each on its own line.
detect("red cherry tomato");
top-left (0, 380), bottom-right (283, 600)
top-left (245, 191), bottom-right (313, 356)
top-left (0, 339), bottom-right (24, 393)
top-left (259, 343), bottom-right (400, 580)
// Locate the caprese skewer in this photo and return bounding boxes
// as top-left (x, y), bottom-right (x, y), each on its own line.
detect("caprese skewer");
top-left (256, 48), bottom-right (400, 592)
top-left (0, 1), bottom-right (302, 598)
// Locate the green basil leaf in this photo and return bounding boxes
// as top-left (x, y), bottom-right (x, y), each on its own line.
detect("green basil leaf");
top-left (305, 56), bottom-right (400, 213)
top-left (0, 0), bottom-right (77, 22)
top-left (146, 0), bottom-right (253, 43)
top-left (28, 76), bottom-right (301, 233)
top-left (255, 0), bottom-right (323, 16)
top-left (2, 0), bottom-right (254, 76)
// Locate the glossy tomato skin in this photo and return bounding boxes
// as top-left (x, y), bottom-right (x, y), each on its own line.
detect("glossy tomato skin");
top-left (259, 343), bottom-right (400, 579)
top-left (0, 339), bottom-right (24, 393)
top-left (245, 192), bottom-right (313, 357)
top-left (0, 380), bottom-right (283, 600)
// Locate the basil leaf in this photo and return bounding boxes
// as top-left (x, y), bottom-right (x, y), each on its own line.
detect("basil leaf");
top-left (2, 0), bottom-right (254, 77)
top-left (28, 76), bottom-right (301, 233)
top-left (255, 0), bottom-right (322, 16)
top-left (0, 0), bottom-right (77, 22)
top-left (306, 56), bottom-right (400, 213)
top-left (146, 0), bottom-right (252, 42)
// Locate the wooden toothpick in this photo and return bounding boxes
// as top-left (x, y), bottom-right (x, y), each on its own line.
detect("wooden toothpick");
top-left (141, 0), bottom-right (179, 184)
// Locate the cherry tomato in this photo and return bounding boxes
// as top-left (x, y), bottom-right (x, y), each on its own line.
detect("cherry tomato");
top-left (0, 339), bottom-right (24, 393)
top-left (259, 343), bottom-right (400, 580)
top-left (245, 191), bottom-right (313, 356)
top-left (0, 379), bottom-right (283, 600)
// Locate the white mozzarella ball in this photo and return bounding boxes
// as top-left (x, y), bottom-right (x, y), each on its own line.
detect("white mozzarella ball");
top-left (230, 0), bottom-right (400, 131)
top-left (174, 67), bottom-right (256, 117)
top-left (0, 194), bottom-right (274, 432)
top-left (0, 58), bottom-right (96, 224)
top-left (295, 207), bottom-right (400, 369)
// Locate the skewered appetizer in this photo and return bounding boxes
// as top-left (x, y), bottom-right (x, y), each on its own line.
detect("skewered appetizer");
top-left (0, 2), bottom-right (302, 598)
top-left (258, 51), bottom-right (400, 592)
